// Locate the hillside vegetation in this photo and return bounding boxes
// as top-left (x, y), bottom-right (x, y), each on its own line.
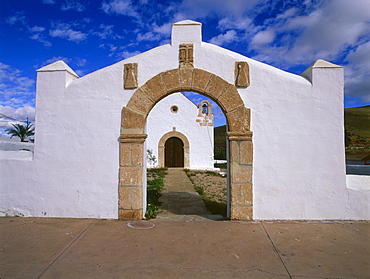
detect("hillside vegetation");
top-left (344, 105), bottom-right (370, 156)
top-left (344, 105), bottom-right (370, 138)
top-left (214, 105), bottom-right (370, 158)
top-left (214, 125), bottom-right (227, 160)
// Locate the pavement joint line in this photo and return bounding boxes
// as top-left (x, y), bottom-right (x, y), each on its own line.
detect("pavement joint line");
top-left (261, 221), bottom-right (293, 279)
top-left (36, 220), bottom-right (95, 279)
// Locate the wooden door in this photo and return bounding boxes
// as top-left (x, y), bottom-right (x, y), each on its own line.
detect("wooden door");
top-left (165, 137), bottom-right (184, 167)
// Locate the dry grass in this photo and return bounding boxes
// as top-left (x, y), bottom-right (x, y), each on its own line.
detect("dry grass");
top-left (185, 170), bottom-right (227, 216)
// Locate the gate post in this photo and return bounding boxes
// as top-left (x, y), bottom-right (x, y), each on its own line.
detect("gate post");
top-left (119, 133), bottom-right (147, 219)
top-left (227, 131), bottom-right (253, 220)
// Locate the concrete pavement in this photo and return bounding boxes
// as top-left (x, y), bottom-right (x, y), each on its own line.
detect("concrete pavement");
top-left (1, 217), bottom-right (369, 278)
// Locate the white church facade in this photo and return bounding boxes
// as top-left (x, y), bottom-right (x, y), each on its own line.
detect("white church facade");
top-left (146, 92), bottom-right (215, 170)
top-left (0, 20), bottom-right (369, 220)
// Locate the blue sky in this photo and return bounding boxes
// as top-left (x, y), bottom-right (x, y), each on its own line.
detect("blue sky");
top-left (1, 0), bottom-right (369, 133)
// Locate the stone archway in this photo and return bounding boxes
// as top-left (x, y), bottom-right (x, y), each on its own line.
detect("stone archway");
top-left (119, 68), bottom-right (253, 220)
top-left (158, 131), bottom-right (190, 168)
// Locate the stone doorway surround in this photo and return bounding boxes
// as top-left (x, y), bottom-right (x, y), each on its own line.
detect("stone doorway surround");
top-left (119, 68), bottom-right (253, 220)
top-left (159, 131), bottom-right (190, 168)
top-left (164, 137), bottom-right (184, 167)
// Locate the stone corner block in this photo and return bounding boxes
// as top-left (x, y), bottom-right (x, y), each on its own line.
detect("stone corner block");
top-left (230, 206), bottom-right (253, 221)
top-left (121, 107), bottom-right (146, 133)
top-left (226, 106), bottom-right (251, 132)
top-left (119, 209), bottom-right (143, 220)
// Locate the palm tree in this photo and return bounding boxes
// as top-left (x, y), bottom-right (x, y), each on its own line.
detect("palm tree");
top-left (5, 122), bottom-right (35, 142)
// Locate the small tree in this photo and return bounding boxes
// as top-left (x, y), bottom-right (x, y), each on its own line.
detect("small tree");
top-left (5, 122), bottom-right (35, 142)
top-left (147, 149), bottom-right (157, 168)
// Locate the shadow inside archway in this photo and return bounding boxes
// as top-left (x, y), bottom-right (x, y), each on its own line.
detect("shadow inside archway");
top-left (156, 168), bottom-right (225, 221)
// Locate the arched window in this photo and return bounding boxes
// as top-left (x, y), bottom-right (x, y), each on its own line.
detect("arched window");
top-left (202, 103), bottom-right (208, 114)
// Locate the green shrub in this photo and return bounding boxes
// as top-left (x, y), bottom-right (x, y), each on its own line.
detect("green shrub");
top-left (145, 168), bottom-right (167, 219)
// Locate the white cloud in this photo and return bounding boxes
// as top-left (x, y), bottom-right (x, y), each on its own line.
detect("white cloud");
top-left (250, 29), bottom-right (275, 46)
top-left (43, 56), bottom-right (72, 66)
top-left (101, 0), bottom-right (139, 19)
top-left (283, 0), bottom-right (368, 64)
top-left (137, 32), bottom-right (161, 42)
top-left (50, 22), bottom-right (88, 42)
top-left (6, 12), bottom-right (53, 47)
top-left (94, 24), bottom-right (116, 39)
top-left (29, 26), bottom-right (45, 32)
top-left (61, 0), bottom-right (86, 12)
top-left (99, 44), bottom-right (119, 57)
top-left (76, 58), bottom-right (87, 67)
top-left (42, 0), bottom-right (55, 4)
top-left (0, 105), bottom-right (35, 129)
top-left (30, 33), bottom-right (52, 47)
top-left (209, 30), bottom-right (238, 46)
top-left (120, 50), bottom-right (141, 59)
top-left (217, 16), bottom-right (253, 31)
top-left (178, 0), bottom-right (260, 19)
top-left (344, 41), bottom-right (370, 104)
top-left (153, 22), bottom-right (172, 36)
top-left (0, 63), bottom-right (35, 105)
top-left (6, 12), bottom-right (27, 25)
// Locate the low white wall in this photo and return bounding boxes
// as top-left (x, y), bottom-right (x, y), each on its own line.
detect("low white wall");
top-left (0, 150), bottom-right (33, 161)
top-left (0, 20), bottom-right (369, 220)
top-left (347, 175), bottom-right (370, 191)
top-left (0, 138), bottom-right (34, 152)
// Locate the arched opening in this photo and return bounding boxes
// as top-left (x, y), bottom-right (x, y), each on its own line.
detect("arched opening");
top-left (157, 130), bottom-right (190, 169)
top-left (165, 137), bottom-right (184, 167)
top-left (119, 68), bottom-right (253, 221)
top-left (202, 103), bottom-right (208, 114)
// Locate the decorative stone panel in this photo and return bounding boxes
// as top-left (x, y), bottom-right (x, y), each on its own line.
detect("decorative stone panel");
top-left (179, 44), bottom-right (194, 68)
top-left (235, 61), bottom-right (250, 88)
top-left (124, 63), bottom-right (138, 89)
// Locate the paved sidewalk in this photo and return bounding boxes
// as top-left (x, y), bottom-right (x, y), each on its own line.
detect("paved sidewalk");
top-left (1, 217), bottom-right (369, 279)
top-left (157, 168), bottom-right (223, 221)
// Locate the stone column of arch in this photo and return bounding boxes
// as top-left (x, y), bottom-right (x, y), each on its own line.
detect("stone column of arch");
top-left (120, 68), bottom-right (253, 220)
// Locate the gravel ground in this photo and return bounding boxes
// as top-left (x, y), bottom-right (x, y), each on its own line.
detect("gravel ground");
top-left (185, 170), bottom-right (227, 204)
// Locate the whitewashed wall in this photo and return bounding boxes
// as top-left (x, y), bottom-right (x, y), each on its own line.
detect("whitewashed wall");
top-left (0, 20), bottom-right (368, 219)
top-left (146, 92), bottom-right (214, 170)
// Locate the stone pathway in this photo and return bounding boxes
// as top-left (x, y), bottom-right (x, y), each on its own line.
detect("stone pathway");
top-left (156, 168), bottom-right (224, 221)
